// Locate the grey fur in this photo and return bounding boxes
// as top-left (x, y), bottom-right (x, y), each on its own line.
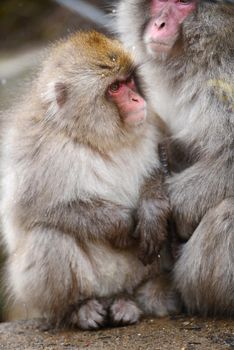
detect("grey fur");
top-left (116, 1), bottom-right (234, 315)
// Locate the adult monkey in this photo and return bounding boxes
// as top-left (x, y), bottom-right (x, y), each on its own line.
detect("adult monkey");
top-left (116, 0), bottom-right (234, 315)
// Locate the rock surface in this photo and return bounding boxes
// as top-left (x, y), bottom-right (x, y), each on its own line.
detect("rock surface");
top-left (0, 316), bottom-right (234, 350)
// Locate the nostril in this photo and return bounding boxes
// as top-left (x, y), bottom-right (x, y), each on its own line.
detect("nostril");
top-left (159, 22), bottom-right (166, 29)
top-left (155, 21), bottom-right (166, 30)
top-left (132, 98), bottom-right (139, 102)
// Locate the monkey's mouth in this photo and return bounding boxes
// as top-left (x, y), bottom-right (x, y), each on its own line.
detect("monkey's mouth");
top-left (147, 40), bottom-right (173, 53)
top-left (123, 107), bottom-right (147, 126)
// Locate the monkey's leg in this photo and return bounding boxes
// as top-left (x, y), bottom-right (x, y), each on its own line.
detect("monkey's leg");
top-left (7, 228), bottom-right (108, 328)
top-left (135, 274), bottom-right (181, 317)
top-left (174, 198), bottom-right (234, 315)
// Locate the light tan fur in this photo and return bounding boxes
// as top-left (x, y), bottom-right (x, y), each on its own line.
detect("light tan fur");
top-left (1, 31), bottom-right (180, 328)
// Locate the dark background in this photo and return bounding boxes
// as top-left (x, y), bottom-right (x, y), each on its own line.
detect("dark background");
top-left (0, 0), bottom-right (116, 51)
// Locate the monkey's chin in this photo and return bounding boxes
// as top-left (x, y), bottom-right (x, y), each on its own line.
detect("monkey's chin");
top-left (124, 108), bottom-right (147, 127)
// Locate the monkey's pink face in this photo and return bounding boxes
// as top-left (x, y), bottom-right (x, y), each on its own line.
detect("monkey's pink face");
top-left (144, 0), bottom-right (197, 54)
top-left (107, 77), bottom-right (147, 126)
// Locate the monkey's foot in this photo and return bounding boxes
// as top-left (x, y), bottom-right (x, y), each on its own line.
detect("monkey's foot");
top-left (73, 299), bottom-right (107, 330)
top-left (110, 298), bottom-right (142, 326)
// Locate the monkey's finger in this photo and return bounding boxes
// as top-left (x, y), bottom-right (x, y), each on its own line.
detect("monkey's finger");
top-left (138, 252), bottom-right (158, 266)
top-left (138, 241), bottom-right (160, 265)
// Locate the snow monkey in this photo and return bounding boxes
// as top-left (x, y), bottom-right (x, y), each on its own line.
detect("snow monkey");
top-left (116, 0), bottom-right (234, 315)
top-left (1, 31), bottom-right (180, 329)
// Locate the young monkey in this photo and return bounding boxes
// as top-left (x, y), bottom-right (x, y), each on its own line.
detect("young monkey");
top-left (1, 31), bottom-right (178, 329)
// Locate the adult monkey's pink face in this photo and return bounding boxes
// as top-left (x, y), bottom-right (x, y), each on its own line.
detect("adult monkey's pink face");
top-left (144, 0), bottom-right (197, 54)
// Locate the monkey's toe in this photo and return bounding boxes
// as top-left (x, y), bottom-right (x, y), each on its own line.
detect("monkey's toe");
top-left (75, 299), bottom-right (107, 330)
top-left (110, 298), bottom-right (142, 326)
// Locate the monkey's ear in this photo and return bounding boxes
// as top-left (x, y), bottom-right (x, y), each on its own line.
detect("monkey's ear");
top-left (54, 82), bottom-right (68, 108)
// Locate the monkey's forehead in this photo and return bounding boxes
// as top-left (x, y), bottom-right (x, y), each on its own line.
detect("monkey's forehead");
top-left (68, 31), bottom-right (134, 71)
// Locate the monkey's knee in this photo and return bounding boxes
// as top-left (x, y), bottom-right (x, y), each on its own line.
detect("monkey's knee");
top-left (174, 198), bottom-right (234, 315)
top-left (135, 275), bottom-right (181, 317)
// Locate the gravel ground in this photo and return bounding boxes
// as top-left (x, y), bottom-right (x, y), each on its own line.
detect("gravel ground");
top-left (0, 316), bottom-right (234, 350)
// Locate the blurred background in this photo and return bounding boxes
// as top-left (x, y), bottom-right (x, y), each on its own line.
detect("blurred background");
top-left (0, 0), bottom-right (117, 322)
top-left (0, 0), bottom-right (117, 109)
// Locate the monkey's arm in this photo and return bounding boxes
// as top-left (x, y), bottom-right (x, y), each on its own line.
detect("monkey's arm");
top-left (135, 170), bottom-right (170, 265)
top-left (17, 198), bottom-right (136, 248)
top-left (167, 156), bottom-right (234, 239)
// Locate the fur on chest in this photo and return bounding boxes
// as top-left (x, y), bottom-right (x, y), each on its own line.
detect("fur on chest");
top-left (73, 128), bottom-right (160, 207)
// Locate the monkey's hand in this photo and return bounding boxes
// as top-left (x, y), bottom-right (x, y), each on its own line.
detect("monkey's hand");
top-left (134, 197), bottom-right (170, 266)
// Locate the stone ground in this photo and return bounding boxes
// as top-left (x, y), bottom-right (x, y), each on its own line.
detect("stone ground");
top-left (0, 316), bottom-right (234, 350)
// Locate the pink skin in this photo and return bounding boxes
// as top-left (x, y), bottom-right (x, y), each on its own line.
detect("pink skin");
top-left (144, 0), bottom-right (197, 53)
top-left (107, 78), bottom-right (147, 126)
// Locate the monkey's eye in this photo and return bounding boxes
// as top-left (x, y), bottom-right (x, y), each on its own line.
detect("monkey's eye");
top-left (109, 81), bottom-right (122, 93)
top-left (178, 0), bottom-right (192, 4)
